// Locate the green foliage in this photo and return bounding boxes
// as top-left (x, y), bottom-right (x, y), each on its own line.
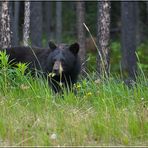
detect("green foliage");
top-left (16, 62), bottom-right (28, 76)
top-left (85, 2), bottom-right (97, 36)
top-left (0, 51), bottom-right (10, 68)
top-left (86, 41), bottom-right (148, 77)
top-left (110, 41), bottom-right (121, 74)
top-left (62, 2), bottom-right (76, 43)
top-left (86, 41), bottom-right (121, 75)
top-left (137, 42), bottom-right (148, 75)
top-left (86, 53), bottom-right (97, 73)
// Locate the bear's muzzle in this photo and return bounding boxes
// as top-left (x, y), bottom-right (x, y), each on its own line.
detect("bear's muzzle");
top-left (53, 61), bottom-right (63, 75)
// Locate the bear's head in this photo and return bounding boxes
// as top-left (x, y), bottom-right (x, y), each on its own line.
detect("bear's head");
top-left (47, 41), bottom-right (80, 76)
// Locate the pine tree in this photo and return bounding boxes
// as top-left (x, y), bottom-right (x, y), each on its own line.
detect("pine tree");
top-left (45, 1), bottom-right (52, 44)
top-left (121, 2), bottom-right (137, 80)
top-left (97, 1), bottom-right (111, 77)
top-left (0, 0), bottom-right (11, 48)
top-left (30, 2), bottom-right (42, 47)
top-left (76, 1), bottom-right (86, 75)
top-left (13, 1), bottom-right (20, 46)
top-left (56, 1), bottom-right (62, 43)
top-left (23, 0), bottom-right (30, 46)
top-left (0, 2), bottom-right (2, 47)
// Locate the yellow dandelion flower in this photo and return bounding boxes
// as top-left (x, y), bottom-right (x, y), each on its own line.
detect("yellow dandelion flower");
top-left (76, 84), bottom-right (81, 89)
top-left (87, 92), bottom-right (92, 96)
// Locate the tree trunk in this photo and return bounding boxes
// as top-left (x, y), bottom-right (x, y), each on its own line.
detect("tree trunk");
top-left (45, 1), bottom-right (51, 43)
top-left (121, 2), bottom-right (137, 80)
top-left (23, 0), bottom-right (30, 46)
top-left (76, 1), bottom-right (86, 75)
top-left (13, 1), bottom-right (20, 46)
top-left (135, 2), bottom-right (141, 47)
top-left (56, 1), bottom-right (62, 43)
top-left (8, 1), bottom-right (14, 46)
top-left (147, 1), bottom-right (148, 21)
top-left (0, 0), bottom-right (11, 48)
top-left (97, 1), bottom-right (111, 77)
top-left (30, 2), bottom-right (42, 47)
top-left (0, 2), bottom-right (2, 47)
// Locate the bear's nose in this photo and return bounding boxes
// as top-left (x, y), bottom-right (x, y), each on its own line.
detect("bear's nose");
top-left (53, 61), bottom-right (63, 75)
top-left (53, 65), bottom-right (59, 75)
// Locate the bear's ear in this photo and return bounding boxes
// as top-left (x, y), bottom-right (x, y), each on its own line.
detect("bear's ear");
top-left (69, 43), bottom-right (79, 55)
top-left (49, 41), bottom-right (57, 51)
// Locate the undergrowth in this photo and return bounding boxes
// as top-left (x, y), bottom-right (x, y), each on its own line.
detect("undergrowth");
top-left (0, 51), bottom-right (147, 146)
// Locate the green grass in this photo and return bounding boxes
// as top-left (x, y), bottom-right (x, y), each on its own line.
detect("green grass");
top-left (0, 52), bottom-right (147, 146)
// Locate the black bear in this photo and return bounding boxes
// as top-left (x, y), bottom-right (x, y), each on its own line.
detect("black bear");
top-left (1, 41), bottom-right (80, 93)
top-left (47, 41), bottom-right (81, 92)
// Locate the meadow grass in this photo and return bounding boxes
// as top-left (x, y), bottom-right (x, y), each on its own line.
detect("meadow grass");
top-left (0, 52), bottom-right (147, 146)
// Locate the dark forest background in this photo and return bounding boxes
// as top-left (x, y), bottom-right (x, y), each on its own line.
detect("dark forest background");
top-left (0, 1), bottom-right (148, 78)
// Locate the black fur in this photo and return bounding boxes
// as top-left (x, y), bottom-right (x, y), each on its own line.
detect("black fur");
top-left (1, 42), bottom-right (81, 93)
top-left (47, 42), bottom-right (80, 92)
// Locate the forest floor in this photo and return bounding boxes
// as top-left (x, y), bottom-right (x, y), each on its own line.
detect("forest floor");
top-left (0, 52), bottom-right (147, 146)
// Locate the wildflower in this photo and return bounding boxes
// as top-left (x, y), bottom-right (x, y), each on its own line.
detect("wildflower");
top-left (86, 92), bottom-right (92, 96)
top-left (76, 83), bottom-right (81, 89)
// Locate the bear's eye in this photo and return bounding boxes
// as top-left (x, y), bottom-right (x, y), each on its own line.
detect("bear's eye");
top-left (51, 59), bottom-right (56, 65)
top-left (52, 58), bottom-right (57, 62)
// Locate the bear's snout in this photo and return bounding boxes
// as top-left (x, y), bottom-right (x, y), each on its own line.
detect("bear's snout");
top-left (53, 61), bottom-right (63, 75)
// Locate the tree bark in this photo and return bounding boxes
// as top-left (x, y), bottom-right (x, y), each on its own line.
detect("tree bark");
top-left (121, 2), bottom-right (137, 80)
top-left (45, 1), bottom-right (52, 43)
top-left (13, 1), bottom-right (20, 46)
top-left (135, 2), bottom-right (141, 47)
top-left (23, 0), bottom-right (30, 46)
top-left (97, 1), bottom-right (111, 77)
top-left (0, 0), bottom-right (11, 48)
top-left (76, 1), bottom-right (86, 75)
top-left (0, 2), bottom-right (2, 47)
top-left (56, 1), bottom-right (62, 44)
top-left (146, 1), bottom-right (148, 26)
top-left (30, 2), bottom-right (42, 47)
top-left (8, 1), bottom-right (14, 46)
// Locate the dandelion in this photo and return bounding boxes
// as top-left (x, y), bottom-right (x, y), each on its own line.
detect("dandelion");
top-left (76, 83), bottom-right (81, 89)
top-left (86, 92), bottom-right (92, 96)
